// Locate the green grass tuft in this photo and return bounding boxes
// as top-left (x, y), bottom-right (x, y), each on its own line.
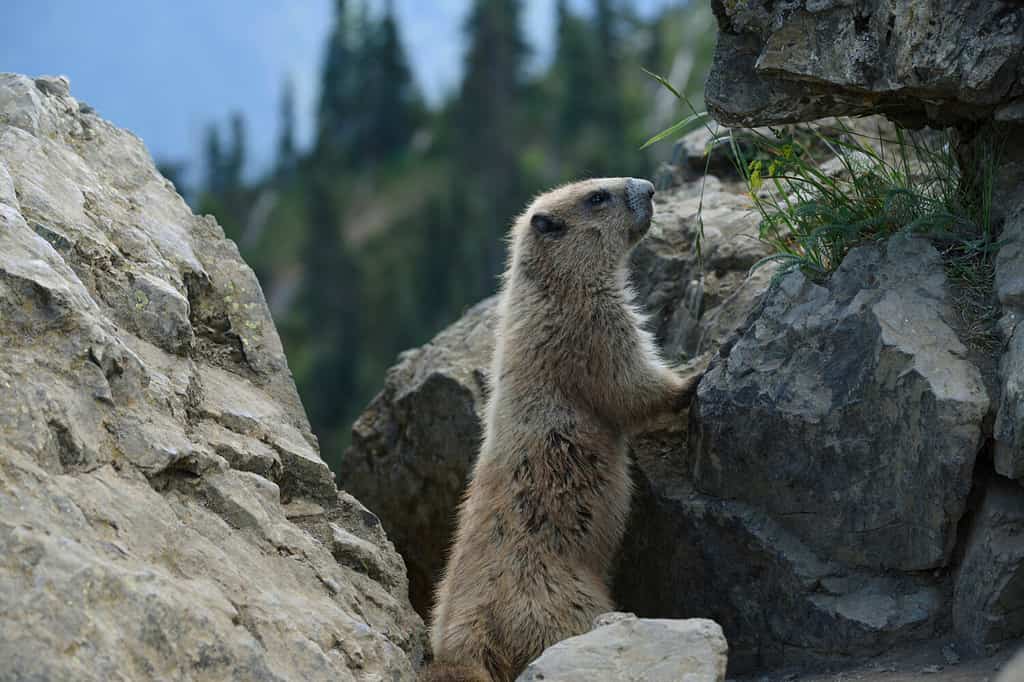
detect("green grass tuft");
top-left (731, 122), bottom-right (995, 282)
top-left (645, 69), bottom-right (1000, 349)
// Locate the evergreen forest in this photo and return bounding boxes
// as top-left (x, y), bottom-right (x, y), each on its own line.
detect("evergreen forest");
top-left (184, 0), bottom-right (715, 469)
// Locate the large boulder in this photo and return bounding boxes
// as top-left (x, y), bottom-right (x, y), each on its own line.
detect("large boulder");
top-left (342, 176), bottom-right (771, 616)
top-left (0, 73), bottom-right (424, 680)
top-left (619, 239), bottom-right (993, 672)
top-left (954, 475), bottom-right (1024, 655)
top-left (994, 321), bottom-right (1024, 479)
top-left (993, 152), bottom-right (1024, 481)
top-left (705, 0), bottom-right (1024, 128)
top-left (656, 234), bottom-right (993, 667)
top-left (691, 235), bottom-right (989, 571)
top-left (615, 435), bottom-right (945, 672)
top-left (705, 2), bottom-right (1024, 665)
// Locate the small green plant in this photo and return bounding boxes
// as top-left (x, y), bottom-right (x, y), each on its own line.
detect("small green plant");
top-left (643, 70), bottom-right (997, 274)
top-left (644, 68), bottom-right (1000, 348)
top-left (727, 122), bottom-right (998, 282)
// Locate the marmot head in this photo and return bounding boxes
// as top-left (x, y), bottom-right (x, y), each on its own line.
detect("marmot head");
top-left (509, 177), bottom-right (656, 286)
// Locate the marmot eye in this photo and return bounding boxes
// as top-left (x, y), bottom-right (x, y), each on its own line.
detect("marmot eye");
top-left (531, 212), bottom-right (566, 236)
top-left (587, 190), bottom-right (611, 206)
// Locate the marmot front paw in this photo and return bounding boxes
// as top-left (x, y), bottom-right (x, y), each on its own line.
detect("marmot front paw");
top-left (671, 353), bottom-right (711, 411)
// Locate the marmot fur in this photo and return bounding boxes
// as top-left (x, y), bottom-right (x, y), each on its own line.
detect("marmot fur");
top-left (424, 178), bottom-right (697, 682)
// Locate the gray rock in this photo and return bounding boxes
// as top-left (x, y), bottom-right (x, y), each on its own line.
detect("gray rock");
top-left (0, 72), bottom-right (424, 680)
top-left (0, 158), bottom-right (15, 208)
top-left (342, 178), bottom-right (769, 615)
top-left (691, 235), bottom-right (989, 571)
top-left (994, 193), bottom-right (1024, 480)
top-left (624, 176), bottom-right (772, 361)
top-left (615, 441), bottom-right (945, 672)
top-left (705, 0), bottom-right (1024, 128)
top-left (196, 420), bottom-right (283, 480)
top-left (954, 476), bottom-right (1024, 655)
top-left (122, 269), bottom-right (195, 355)
top-left (34, 74), bottom-right (70, 98)
top-left (517, 613), bottom-right (728, 682)
top-left (997, 98), bottom-right (1024, 123)
top-left (345, 297), bottom-right (496, 615)
top-left (996, 205), bottom-right (1024, 318)
top-left (196, 363), bottom-right (337, 504)
top-left (995, 326), bottom-right (1024, 480)
top-left (998, 648), bottom-right (1024, 682)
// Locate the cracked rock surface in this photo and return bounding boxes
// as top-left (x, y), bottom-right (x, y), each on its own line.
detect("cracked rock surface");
top-left (705, 0), bottom-right (1024, 128)
top-left (0, 73), bottom-right (424, 681)
top-left (692, 235), bottom-right (989, 572)
top-left (517, 613), bottom-right (728, 682)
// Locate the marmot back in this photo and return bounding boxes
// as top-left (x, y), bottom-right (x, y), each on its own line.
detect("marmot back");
top-left (424, 178), bottom-right (696, 682)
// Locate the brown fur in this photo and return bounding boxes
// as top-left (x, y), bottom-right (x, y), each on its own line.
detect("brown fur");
top-left (418, 661), bottom-right (491, 682)
top-left (423, 178), bottom-right (695, 682)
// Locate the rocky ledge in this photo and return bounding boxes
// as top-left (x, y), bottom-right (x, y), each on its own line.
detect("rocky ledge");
top-left (0, 73), bottom-right (425, 681)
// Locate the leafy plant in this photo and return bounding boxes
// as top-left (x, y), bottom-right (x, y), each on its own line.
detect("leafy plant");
top-left (642, 70), bottom-right (998, 286)
top-left (640, 68), bottom-right (714, 263)
top-left (731, 122), bottom-right (997, 282)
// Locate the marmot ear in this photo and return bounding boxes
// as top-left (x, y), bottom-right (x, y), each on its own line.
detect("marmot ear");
top-left (531, 212), bottom-right (566, 236)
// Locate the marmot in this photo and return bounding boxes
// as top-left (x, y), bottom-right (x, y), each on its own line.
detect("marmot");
top-left (422, 178), bottom-right (697, 682)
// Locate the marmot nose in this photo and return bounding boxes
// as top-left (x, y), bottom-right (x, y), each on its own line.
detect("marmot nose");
top-left (626, 178), bottom-right (655, 201)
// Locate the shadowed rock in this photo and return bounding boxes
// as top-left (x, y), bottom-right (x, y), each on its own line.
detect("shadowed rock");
top-left (705, 0), bottom-right (1024, 128)
top-left (955, 476), bottom-right (1024, 655)
top-left (692, 235), bottom-right (989, 571)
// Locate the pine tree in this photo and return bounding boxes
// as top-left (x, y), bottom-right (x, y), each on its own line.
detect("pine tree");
top-left (300, 170), bottom-right (361, 454)
top-left (454, 0), bottom-right (528, 295)
top-left (225, 112), bottom-right (247, 191)
top-left (203, 124), bottom-right (225, 195)
top-left (593, 0), bottom-right (627, 169)
top-left (318, 0), bottom-right (356, 161)
top-left (552, 0), bottom-right (598, 142)
top-left (199, 112), bottom-right (249, 241)
top-left (360, 0), bottom-right (421, 164)
top-left (318, 0), bottom-right (421, 168)
top-left (276, 76), bottom-right (298, 178)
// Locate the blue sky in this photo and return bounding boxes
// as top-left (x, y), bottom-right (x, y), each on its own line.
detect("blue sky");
top-left (3, 1), bottom-right (677, 183)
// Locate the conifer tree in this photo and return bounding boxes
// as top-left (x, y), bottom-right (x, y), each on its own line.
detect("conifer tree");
top-left (593, 0), bottom-right (626, 169)
top-left (317, 0), bottom-right (356, 161)
top-left (318, 0), bottom-right (421, 168)
top-left (300, 169), bottom-right (361, 453)
top-left (203, 124), bottom-right (225, 196)
top-left (553, 0), bottom-right (598, 142)
top-left (276, 77), bottom-right (298, 178)
top-left (361, 0), bottom-right (421, 164)
top-left (225, 112), bottom-right (247, 191)
top-left (454, 0), bottom-right (528, 295)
